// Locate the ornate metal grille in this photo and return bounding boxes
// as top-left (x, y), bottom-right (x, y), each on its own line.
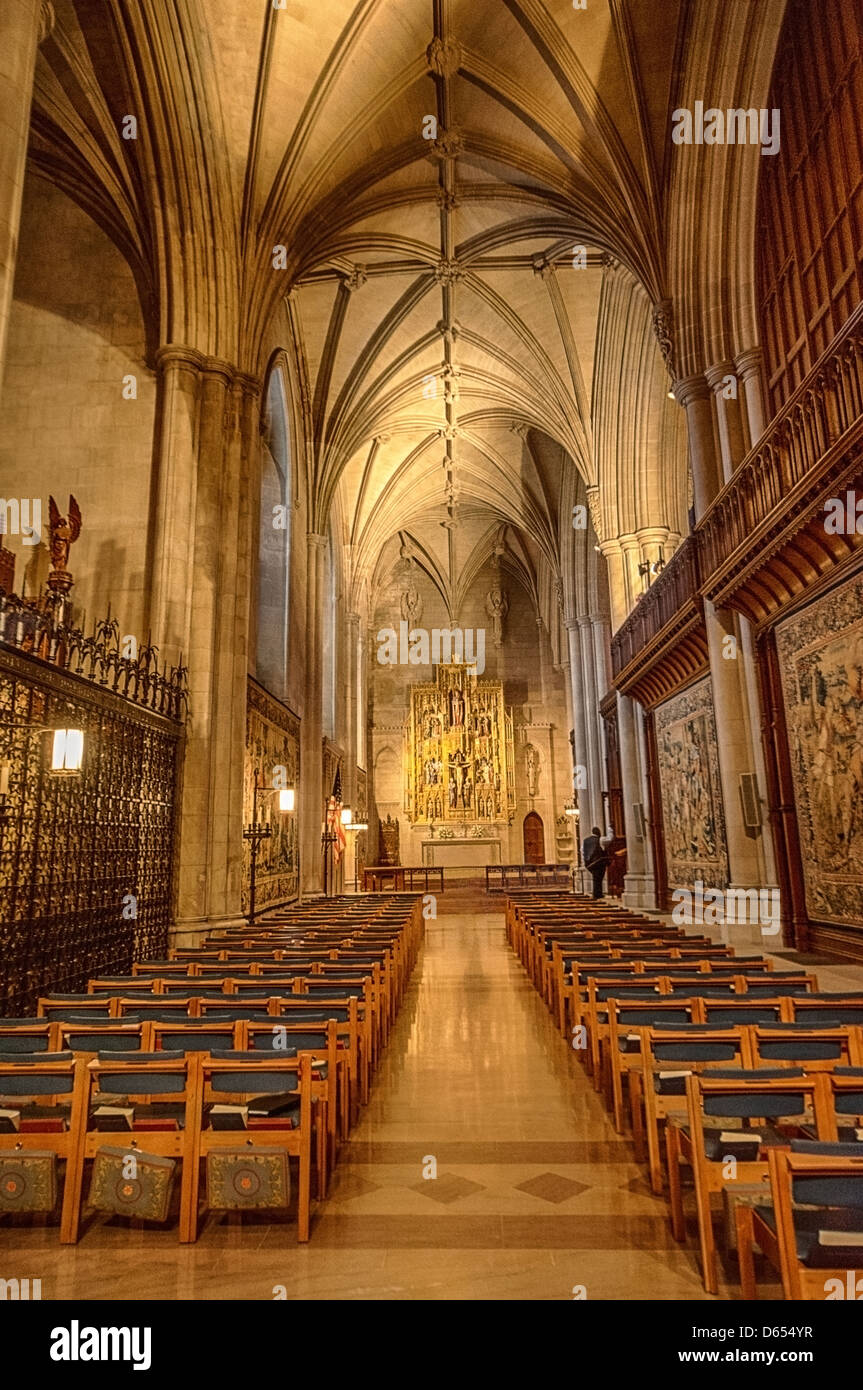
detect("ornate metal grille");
top-left (0, 647), bottom-right (182, 1016)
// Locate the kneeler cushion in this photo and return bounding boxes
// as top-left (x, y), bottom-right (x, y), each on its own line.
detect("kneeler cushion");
top-left (206, 1147), bottom-right (290, 1210)
top-left (0, 1151), bottom-right (57, 1212)
top-left (88, 1146), bottom-right (177, 1221)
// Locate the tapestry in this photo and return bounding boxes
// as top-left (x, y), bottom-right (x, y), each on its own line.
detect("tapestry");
top-left (244, 679), bottom-right (300, 912)
top-left (405, 661), bottom-right (515, 824)
top-left (775, 571), bottom-right (863, 926)
top-left (655, 676), bottom-right (729, 890)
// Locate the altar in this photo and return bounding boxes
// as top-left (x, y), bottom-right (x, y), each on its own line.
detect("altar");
top-left (422, 837), bottom-right (501, 867)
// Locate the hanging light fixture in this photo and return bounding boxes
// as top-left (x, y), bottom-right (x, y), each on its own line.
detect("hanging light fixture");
top-left (50, 728), bottom-right (84, 774)
top-left (278, 788), bottom-right (295, 812)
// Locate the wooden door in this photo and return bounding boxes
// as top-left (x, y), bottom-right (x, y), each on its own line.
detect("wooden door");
top-left (523, 811), bottom-right (545, 864)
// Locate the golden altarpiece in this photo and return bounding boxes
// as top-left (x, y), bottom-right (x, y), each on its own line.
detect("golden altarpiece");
top-left (405, 661), bottom-right (515, 825)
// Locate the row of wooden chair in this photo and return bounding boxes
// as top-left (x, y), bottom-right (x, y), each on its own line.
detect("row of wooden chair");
top-left (505, 892), bottom-right (863, 1299)
top-left (0, 894), bottom-right (424, 1243)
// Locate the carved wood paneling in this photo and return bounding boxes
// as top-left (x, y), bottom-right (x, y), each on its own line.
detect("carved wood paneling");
top-left (757, 0), bottom-right (863, 415)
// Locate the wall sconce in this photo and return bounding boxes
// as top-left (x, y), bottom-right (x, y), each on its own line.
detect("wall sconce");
top-left (278, 788), bottom-right (295, 812)
top-left (50, 728), bottom-right (84, 774)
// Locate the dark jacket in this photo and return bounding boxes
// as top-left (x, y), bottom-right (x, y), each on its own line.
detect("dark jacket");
top-left (582, 835), bottom-right (608, 873)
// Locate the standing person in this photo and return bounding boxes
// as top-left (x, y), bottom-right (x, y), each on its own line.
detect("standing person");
top-left (582, 825), bottom-right (609, 900)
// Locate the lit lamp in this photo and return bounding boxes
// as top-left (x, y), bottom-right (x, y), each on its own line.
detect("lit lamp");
top-left (50, 728), bottom-right (84, 774)
top-left (341, 806), bottom-right (353, 827)
top-left (279, 788), bottom-right (295, 813)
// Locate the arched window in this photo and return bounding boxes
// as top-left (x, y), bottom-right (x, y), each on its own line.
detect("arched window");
top-left (257, 369), bottom-right (291, 694)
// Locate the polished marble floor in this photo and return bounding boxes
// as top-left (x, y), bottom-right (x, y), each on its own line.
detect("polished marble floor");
top-left (5, 898), bottom-right (802, 1301)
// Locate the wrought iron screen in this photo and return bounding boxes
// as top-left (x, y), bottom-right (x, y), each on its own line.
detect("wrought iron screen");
top-left (0, 648), bottom-right (182, 1015)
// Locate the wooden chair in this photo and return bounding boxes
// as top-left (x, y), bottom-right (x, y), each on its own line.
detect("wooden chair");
top-left (237, 1021), bottom-right (339, 1195)
top-left (0, 1019), bottom-right (59, 1053)
top-left (606, 1001), bottom-right (701, 1138)
top-left (193, 1053), bottom-right (313, 1242)
top-left (738, 1142), bottom-right (863, 1299)
top-left (0, 1052), bottom-right (88, 1242)
top-left (637, 1028), bottom-right (752, 1193)
top-left (245, 1017), bottom-right (355, 1143)
top-left (56, 1020), bottom-right (153, 1056)
top-left (69, 1051), bottom-right (202, 1243)
top-left (667, 1070), bottom-right (832, 1293)
top-left (748, 1023), bottom-right (863, 1072)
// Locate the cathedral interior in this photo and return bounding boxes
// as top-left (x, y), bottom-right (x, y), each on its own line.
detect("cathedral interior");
top-left (1, 0), bottom-right (863, 1316)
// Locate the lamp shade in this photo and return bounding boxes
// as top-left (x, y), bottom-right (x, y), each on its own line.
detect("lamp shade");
top-left (278, 788), bottom-right (295, 812)
top-left (340, 806), bottom-right (352, 826)
top-left (51, 728), bottom-right (84, 773)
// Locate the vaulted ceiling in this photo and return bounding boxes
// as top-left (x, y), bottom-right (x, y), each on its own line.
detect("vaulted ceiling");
top-left (29, 0), bottom-right (783, 626)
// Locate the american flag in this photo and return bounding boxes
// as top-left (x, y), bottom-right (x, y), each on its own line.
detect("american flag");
top-left (327, 765), bottom-right (346, 864)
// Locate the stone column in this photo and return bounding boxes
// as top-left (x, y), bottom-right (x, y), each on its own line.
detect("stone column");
top-left (704, 600), bottom-right (766, 895)
top-left (343, 610), bottom-right (360, 891)
top-left (147, 351), bottom-right (260, 942)
top-left (705, 360), bottom-right (747, 483)
top-left (600, 539), bottom-right (628, 633)
top-left (300, 533), bottom-right (327, 896)
top-left (735, 347), bottom-right (767, 451)
top-left (149, 348), bottom-right (205, 657)
top-left (702, 357), bottom-right (778, 895)
top-left (0, 0), bottom-right (49, 405)
top-left (565, 619), bottom-right (595, 834)
top-left (578, 615), bottom-right (605, 831)
top-left (675, 375), bottom-right (722, 521)
top-left (617, 691), bottom-right (654, 906)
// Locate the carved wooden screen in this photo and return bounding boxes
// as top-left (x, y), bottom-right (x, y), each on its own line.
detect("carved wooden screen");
top-left (0, 648), bottom-right (181, 1015)
top-left (757, 0), bottom-right (863, 415)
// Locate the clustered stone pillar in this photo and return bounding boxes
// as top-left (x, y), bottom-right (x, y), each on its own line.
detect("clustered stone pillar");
top-left (565, 619), bottom-right (593, 835)
top-left (343, 610), bottom-right (360, 891)
top-left (0, 0), bottom-right (51, 405)
top-left (676, 359), bottom-right (778, 898)
top-left (300, 534), bottom-right (327, 897)
top-left (617, 691), bottom-right (653, 906)
top-left (148, 348), bottom-right (260, 942)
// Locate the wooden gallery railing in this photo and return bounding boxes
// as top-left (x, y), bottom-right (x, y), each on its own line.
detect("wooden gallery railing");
top-left (610, 537), bottom-right (701, 684)
top-left (611, 303), bottom-right (863, 680)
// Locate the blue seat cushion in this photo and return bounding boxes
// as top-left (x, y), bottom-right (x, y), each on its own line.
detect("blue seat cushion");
top-left (757, 1205), bottom-right (863, 1265)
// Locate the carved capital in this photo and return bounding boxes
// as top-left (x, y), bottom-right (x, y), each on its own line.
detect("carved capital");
top-left (585, 484), bottom-right (603, 542)
top-left (672, 373), bottom-right (711, 409)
